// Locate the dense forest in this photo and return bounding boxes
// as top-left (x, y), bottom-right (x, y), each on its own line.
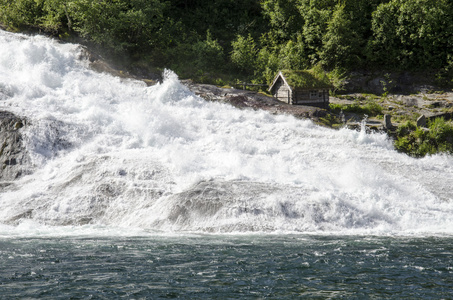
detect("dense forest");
top-left (1, 0), bottom-right (452, 87)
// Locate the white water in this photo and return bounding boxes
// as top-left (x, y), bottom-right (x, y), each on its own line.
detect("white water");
top-left (1, 30), bottom-right (453, 236)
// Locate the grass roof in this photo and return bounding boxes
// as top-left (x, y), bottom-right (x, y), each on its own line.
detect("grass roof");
top-left (280, 68), bottom-right (332, 89)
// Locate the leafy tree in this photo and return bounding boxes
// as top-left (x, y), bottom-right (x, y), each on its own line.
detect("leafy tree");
top-left (261, 0), bottom-right (304, 41)
top-left (320, 4), bottom-right (362, 69)
top-left (369, 0), bottom-right (453, 70)
top-left (255, 47), bottom-right (280, 83)
top-left (231, 34), bottom-right (258, 73)
top-left (0, 0), bottom-right (44, 30)
top-left (299, 4), bottom-right (331, 65)
top-left (278, 35), bottom-right (309, 71)
top-left (192, 31), bottom-right (224, 70)
top-left (68, 0), bottom-right (168, 54)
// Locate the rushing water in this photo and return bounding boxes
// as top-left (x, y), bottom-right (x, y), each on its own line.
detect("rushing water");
top-left (1, 30), bottom-right (453, 297)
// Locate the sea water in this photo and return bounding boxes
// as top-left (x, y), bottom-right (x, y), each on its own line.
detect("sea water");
top-left (0, 29), bottom-right (453, 298)
top-left (1, 234), bottom-right (453, 298)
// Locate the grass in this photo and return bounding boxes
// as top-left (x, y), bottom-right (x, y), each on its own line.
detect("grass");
top-left (329, 101), bottom-right (383, 117)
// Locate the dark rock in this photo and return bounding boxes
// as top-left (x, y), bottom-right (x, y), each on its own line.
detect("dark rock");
top-left (417, 115), bottom-right (427, 127)
top-left (225, 95), bottom-right (250, 108)
top-left (430, 101), bottom-right (442, 108)
top-left (342, 71), bottom-right (447, 95)
top-left (0, 111), bottom-right (31, 181)
top-left (183, 82), bottom-right (327, 121)
top-left (383, 114), bottom-right (393, 130)
top-left (313, 110), bottom-right (328, 118)
top-left (368, 77), bottom-right (386, 94)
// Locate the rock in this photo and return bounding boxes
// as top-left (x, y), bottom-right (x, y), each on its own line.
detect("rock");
top-left (0, 111), bottom-right (30, 181)
top-left (383, 114), bottom-right (393, 130)
top-left (368, 77), bottom-right (386, 95)
top-left (430, 101), bottom-right (442, 108)
top-left (417, 115), bottom-right (427, 127)
top-left (183, 82), bottom-right (326, 121)
top-left (342, 71), bottom-right (447, 95)
top-left (402, 98), bottom-right (419, 107)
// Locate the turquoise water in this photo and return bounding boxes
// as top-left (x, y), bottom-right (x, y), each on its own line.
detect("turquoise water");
top-left (1, 235), bottom-right (452, 298)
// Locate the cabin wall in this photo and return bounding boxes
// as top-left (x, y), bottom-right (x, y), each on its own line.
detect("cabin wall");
top-left (293, 89), bottom-right (329, 105)
top-left (269, 74), bottom-right (330, 106)
top-left (272, 79), bottom-right (292, 104)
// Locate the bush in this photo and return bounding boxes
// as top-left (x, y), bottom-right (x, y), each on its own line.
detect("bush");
top-left (192, 31), bottom-right (224, 70)
top-left (394, 118), bottom-right (453, 157)
top-left (231, 34), bottom-right (258, 73)
top-left (329, 101), bottom-right (383, 117)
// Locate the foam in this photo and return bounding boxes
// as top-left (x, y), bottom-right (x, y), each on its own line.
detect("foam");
top-left (1, 30), bottom-right (453, 235)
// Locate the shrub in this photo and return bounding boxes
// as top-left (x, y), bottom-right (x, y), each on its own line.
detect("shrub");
top-left (231, 34), bottom-right (258, 73)
top-left (329, 101), bottom-right (383, 117)
top-left (192, 31), bottom-right (224, 70)
top-left (394, 117), bottom-right (453, 157)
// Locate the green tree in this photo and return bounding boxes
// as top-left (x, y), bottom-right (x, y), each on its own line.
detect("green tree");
top-left (261, 0), bottom-right (304, 41)
top-left (68, 0), bottom-right (168, 54)
top-left (278, 34), bottom-right (309, 70)
top-left (192, 31), bottom-right (224, 70)
top-left (298, 2), bottom-right (332, 65)
top-left (231, 34), bottom-right (258, 73)
top-left (255, 47), bottom-right (280, 83)
top-left (369, 0), bottom-right (453, 69)
top-left (320, 4), bottom-right (362, 69)
top-left (0, 0), bottom-right (44, 30)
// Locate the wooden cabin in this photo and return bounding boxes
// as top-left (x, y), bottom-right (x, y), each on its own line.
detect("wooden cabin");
top-left (269, 70), bottom-right (330, 106)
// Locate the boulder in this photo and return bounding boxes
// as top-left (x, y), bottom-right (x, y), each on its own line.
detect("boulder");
top-left (417, 115), bottom-right (427, 127)
top-left (0, 111), bottom-right (30, 181)
top-left (383, 114), bottom-right (393, 130)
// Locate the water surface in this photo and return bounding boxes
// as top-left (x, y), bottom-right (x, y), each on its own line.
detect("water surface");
top-left (2, 234), bottom-right (452, 298)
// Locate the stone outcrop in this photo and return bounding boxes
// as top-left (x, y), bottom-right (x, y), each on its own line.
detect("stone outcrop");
top-left (343, 71), bottom-right (446, 95)
top-left (183, 81), bottom-right (329, 121)
top-left (0, 111), bottom-right (30, 183)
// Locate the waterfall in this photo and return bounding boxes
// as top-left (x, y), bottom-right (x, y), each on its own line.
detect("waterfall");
top-left (1, 29), bottom-right (453, 235)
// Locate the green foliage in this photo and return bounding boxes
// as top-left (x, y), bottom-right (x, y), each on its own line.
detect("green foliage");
top-left (261, 0), bottom-right (304, 41)
top-left (1, 0), bottom-right (452, 88)
top-left (319, 113), bottom-right (342, 128)
top-left (278, 36), bottom-right (309, 71)
top-left (299, 3), bottom-right (331, 65)
top-left (329, 101), bottom-right (383, 117)
top-left (255, 47), bottom-right (280, 83)
top-left (192, 31), bottom-right (224, 70)
top-left (0, 0), bottom-right (45, 30)
top-left (326, 68), bottom-right (347, 93)
top-left (231, 34), bottom-right (258, 73)
top-left (69, 0), bottom-right (168, 54)
top-left (320, 4), bottom-right (362, 69)
top-left (280, 66), bottom-right (331, 89)
top-left (394, 118), bottom-right (453, 157)
top-left (368, 0), bottom-right (453, 70)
